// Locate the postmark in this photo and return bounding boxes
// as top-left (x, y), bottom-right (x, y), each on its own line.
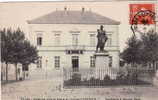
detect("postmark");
top-left (130, 4), bottom-right (156, 35)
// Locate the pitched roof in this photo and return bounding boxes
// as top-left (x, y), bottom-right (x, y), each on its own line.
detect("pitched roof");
top-left (27, 10), bottom-right (120, 25)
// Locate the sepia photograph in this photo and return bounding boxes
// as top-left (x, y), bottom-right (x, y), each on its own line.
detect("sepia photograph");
top-left (0, 0), bottom-right (158, 100)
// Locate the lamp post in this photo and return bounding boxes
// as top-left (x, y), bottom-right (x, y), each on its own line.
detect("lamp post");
top-left (46, 59), bottom-right (48, 79)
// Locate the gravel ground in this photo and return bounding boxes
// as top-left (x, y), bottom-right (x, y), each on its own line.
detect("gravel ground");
top-left (2, 69), bottom-right (158, 100)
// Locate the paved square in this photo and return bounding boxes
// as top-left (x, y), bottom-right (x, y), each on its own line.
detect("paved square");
top-left (2, 70), bottom-right (158, 100)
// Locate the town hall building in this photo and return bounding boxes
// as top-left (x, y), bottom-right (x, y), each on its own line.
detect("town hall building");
top-left (27, 8), bottom-right (120, 70)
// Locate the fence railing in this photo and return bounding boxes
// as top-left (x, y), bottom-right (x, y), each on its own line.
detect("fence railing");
top-left (63, 67), bottom-right (155, 87)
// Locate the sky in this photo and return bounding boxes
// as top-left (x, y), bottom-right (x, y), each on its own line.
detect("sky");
top-left (0, 0), bottom-right (157, 52)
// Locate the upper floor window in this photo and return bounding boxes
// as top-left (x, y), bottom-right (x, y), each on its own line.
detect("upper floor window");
top-left (37, 33), bottom-right (42, 46)
top-left (54, 34), bottom-right (60, 46)
top-left (37, 37), bottom-right (42, 46)
top-left (89, 34), bottom-right (96, 46)
top-left (90, 56), bottom-right (95, 68)
top-left (54, 56), bottom-right (60, 68)
top-left (72, 34), bottom-right (79, 46)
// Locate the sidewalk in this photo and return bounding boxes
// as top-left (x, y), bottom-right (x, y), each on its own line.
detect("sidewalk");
top-left (1, 80), bottom-right (23, 85)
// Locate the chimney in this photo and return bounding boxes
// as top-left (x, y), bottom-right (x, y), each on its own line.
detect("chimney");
top-left (64, 6), bottom-right (68, 15)
top-left (82, 7), bottom-right (85, 13)
top-left (64, 6), bottom-right (67, 11)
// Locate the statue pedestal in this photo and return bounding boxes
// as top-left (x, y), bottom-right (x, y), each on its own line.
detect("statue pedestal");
top-left (153, 70), bottom-right (158, 87)
top-left (94, 51), bottom-right (109, 69)
top-left (94, 51), bottom-right (111, 80)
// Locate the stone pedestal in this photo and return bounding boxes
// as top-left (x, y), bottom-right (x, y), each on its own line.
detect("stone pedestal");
top-left (153, 70), bottom-right (158, 87)
top-left (94, 51), bottom-right (109, 68)
top-left (94, 51), bottom-right (111, 80)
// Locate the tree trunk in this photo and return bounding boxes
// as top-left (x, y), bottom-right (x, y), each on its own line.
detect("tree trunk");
top-left (22, 64), bottom-right (25, 80)
top-left (1, 62), bottom-right (3, 81)
top-left (1, 72), bottom-right (3, 81)
top-left (153, 61), bottom-right (156, 71)
top-left (23, 71), bottom-right (25, 80)
top-left (132, 62), bottom-right (135, 67)
top-left (15, 63), bottom-right (18, 80)
top-left (6, 62), bottom-right (8, 82)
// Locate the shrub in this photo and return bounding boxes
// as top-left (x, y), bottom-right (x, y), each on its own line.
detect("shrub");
top-left (103, 75), bottom-right (112, 85)
top-left (128, 72), bottom-right (138, 84)
top-left (116, 73), bottom-right (126, 80)
top-left (72, 73), bottom-right (81, 80)
top-left (104, 75), bottom-right (110, 81)
top-left (90, 77), bottom-right (95, 81)
top-left (116, 70), bottom-right (139, 85)
top-left (88, 77), bottom-right (96, 85)
top-left (82, 78), bottom-right (88, 86)
top-left (71, 73), bottom-right (81, 85)
top-left (116, 71), bottom-right (130, 85)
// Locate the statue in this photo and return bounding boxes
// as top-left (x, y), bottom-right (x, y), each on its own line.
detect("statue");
top-left (96, 25), bottom-right (108, 52)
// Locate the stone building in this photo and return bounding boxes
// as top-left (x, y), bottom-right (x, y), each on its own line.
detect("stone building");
top-left (27, 8), bottom-right (120, 70)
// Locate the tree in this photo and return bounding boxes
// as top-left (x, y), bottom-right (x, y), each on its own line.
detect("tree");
top-left (11, 28), bottom-right (38, 80)
top-left (19, 40), bottom-right (38, 79)
top-left (19, 40), bottom-right (38, 65)
top-left (1, 28), bottom-right (38, 81)
top-left (1, 28), bottom-right (14, 81)
top-left (1, 28), bottom-right (8, 81)
top-left (121, 30), bottom-right (158, 70)
top-left (141, 30), bottom-right (158, 69)
top-left (8, 28), bottom-right (26, 80)
top-left (121, 35), bottom-right (142, 66)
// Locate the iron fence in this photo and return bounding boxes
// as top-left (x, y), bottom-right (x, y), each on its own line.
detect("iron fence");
top-left (63, 67), bottom-right (156, 88)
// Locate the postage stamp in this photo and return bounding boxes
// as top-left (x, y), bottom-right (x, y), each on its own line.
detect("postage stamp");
top-left (130, 4), bottom-right (156, 36)
top-left (0, 0), bottom-right (158, 100)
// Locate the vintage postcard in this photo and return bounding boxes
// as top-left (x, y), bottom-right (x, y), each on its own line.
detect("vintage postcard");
top-left (1, 0), bottom-right (158, 100)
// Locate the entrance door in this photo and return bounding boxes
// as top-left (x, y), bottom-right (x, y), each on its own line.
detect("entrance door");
top-left (72, 56), bottom-right (79, 71)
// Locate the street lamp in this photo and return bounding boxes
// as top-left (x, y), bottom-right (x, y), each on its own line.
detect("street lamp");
top-left (46, 59), bottom-right (48, 79)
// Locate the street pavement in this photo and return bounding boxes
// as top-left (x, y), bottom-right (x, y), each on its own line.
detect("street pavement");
top-left (2, 69), bottom-right (158, 100)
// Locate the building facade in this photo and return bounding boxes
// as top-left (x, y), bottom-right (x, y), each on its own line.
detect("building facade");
top-left (27, 8), bottom-right (120, 70)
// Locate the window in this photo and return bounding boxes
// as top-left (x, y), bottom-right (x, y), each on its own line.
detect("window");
top-left (105, 34), bottom-right (112, 46)
top-left (54, 34), bottom-right (60, 46)
top-left (54, 56), bottom-right (60, 68)
top-left (90, 34), bottom-right (95, 46)
top-left (72, 34), bottom-right (79, 46)
top-left (72, 56), bottom-right (79, 71)
top-left (109, 56), bottom-right (112, 67)
top-left (37, 37), bottom-right (42, 46)
top-left (90, 56), bottom-right (95, 68)
top-left (156, 62), bottom-right (158, 70)
top-left (37, 33), bottom-right (42, 46)
top-left (37, 57), bottom-right (42, 68)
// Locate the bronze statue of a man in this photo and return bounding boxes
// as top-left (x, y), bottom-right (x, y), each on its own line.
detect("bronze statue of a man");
top-left (96, 25), bottom-right (108, 52)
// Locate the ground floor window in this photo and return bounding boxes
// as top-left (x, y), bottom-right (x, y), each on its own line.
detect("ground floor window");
top-left (109, 56), bottom-right (112, 67)
top-left (37, 56), bottom-right (42, 68)
top-left (54, 56), bottom-right (60, 68)
top-left (22, 64), bottom-right (29, 71)
top-left (90, 56), bottom-right (95, 68)
top-left (72, 56), bottom-right (79, 71)
top-left (156, 62), bottom-right (158, 70)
